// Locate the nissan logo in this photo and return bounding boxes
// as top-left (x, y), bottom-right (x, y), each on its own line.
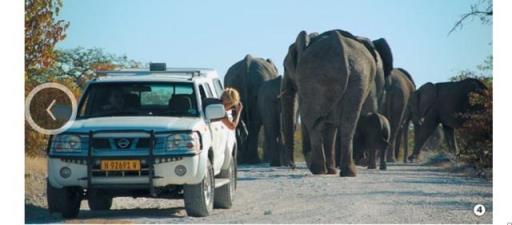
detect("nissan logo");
top-left (117, 138), bottom-right (131, 149)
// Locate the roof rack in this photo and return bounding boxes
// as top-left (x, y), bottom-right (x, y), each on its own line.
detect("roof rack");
top-left (96, 63), bottom-right (213, 80)
top-left (95, 68), bottom-right (207, 80)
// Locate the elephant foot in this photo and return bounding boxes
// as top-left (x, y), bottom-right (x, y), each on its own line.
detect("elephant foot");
top-left (355, 158), bottom-right (367, 166)
top-left (270, 161), bottom-right (282, 167)
top-left (379, 164), bottom-right (387, 170)
top-left (386, 157), bottom-right (396, 163)
top-left (367, 164), bottom-right (377, 169)
top-left (327, 167), bottom-right (337, 174)
top-left (339, 165), bottom-right (357, 177)
top-left (309, 163), bottom-right (326, 175)
top-left (407, 155), bottom-right (417, 163)
top-left (244, 157), bottom-right (262, 164)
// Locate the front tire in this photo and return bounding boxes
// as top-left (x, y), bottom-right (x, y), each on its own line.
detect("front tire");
top-left (184, 160), bottom-right (214, 217)
top-left (47, 180), bottom-right (82, 219)
top-left (87, 189), bottom-right (113, 211)
top-left (214, 155), bottom-right (236, 209)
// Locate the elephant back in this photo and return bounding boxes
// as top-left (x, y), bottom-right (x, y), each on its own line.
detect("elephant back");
top-left (396, 68), bottom-right (416, 88)
top-left (410, 82), bottom-right (437, 125)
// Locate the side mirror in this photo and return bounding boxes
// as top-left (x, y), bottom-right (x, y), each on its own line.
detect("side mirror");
top-left (205, 103), bottom-right (226, 122)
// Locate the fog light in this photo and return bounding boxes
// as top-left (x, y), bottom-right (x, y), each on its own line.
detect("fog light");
top-left (175, 165), bottom-right (187, 177)
top-left (60, 167), bottom-right (72, 178)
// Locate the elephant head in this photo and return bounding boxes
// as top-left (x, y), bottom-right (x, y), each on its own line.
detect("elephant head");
top-left (466, 78), bottom-right (488, 95)
top-left (410, 82), bottom-right (436, 126)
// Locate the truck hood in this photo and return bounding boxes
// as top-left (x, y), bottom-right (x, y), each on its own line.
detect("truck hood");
top-left (67, 116), bottom-right (203, 133)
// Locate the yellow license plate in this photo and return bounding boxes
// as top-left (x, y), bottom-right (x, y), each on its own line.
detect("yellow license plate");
top-left (100, 160), bottom-right (140, 171)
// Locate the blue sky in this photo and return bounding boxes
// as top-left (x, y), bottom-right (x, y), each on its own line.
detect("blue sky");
top-left (56, 0), bottom-right (492, 86)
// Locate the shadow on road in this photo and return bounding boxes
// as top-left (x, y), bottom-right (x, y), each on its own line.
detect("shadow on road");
top-left (25, 203), bottom-right (186, 223)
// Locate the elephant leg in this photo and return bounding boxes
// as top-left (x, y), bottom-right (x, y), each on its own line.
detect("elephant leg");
top-left (246, 122), bottom-right (262, 164)
top-left (394, 127), bottom-right (403, 162)
top-left (403, 125), bottom-right (409, 163)
top-left (236, 127), bottom-right (248, 164)
top-left (379, 146), bottom-right (387, 170)
top-left (308, 126), bottom-right (327, 175)
top-left (368, 145), bottom-right (377, 169)
top-left (442, 124), bottom-right (459, 157)
top-left (338, 80), bottom-right (367, 177)
top-left (386, 110), bottom-right (402, 163)
top-left (335, 133), bottom-right (341, 168)
top-left (410, 116), bottom-right (438, 162)
top-left (323, 123), bottom-right (338, 174)
top-left (266, 123), bottom-right (281, 167)
top-left (302, 123), bottom-right (312, 170)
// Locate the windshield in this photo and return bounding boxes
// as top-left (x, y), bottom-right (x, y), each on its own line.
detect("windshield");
top-left (77, 82), bottom-right (199, 118)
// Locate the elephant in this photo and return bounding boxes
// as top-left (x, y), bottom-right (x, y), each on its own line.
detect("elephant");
top-left (381, 68), bottom-right (416, 163)
top-left (353, 113), bottom-right (391, 170)
top-left (257, 76), bottom-right (294, 167)
top-left (408, 78), bottom-right (488, 161)
top-left (281, 29), bottom-right (392, 176)
top-left (334, 37), bottom-right (393, 167)
top-left (224, 54), bottom-right (278, 164)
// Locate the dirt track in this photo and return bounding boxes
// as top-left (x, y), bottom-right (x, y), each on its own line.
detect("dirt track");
top-left (25, 158), bottom-right (492, 224)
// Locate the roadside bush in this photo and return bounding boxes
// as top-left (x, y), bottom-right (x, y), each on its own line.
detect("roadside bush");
top-left (456, 85), bottom-right (492, 169)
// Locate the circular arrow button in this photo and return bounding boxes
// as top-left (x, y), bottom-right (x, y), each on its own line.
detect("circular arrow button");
top-left (25, 83), bottom-right (78, 135)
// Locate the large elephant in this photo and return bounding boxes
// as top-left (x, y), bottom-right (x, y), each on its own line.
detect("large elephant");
top-left (281, 29), bottom-right (392, 176)
top-left (408, 78), bottom-right (488, 161)
top-left (353, 112), bottom-right (391, 170)
top-left (335, 37), bottom-right (393, 167)
top-left (381, 68), bottom-right (416, 162)
top-left (257, 76), bottom-right (294, 167)
top-left (224, 54), bottom-right (278, 164)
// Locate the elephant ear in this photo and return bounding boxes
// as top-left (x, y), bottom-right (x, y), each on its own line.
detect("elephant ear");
top-left (295, 30), bottom-right (310, 60)
top-left (411, 82), bottom-right (436, 124)
top-left (373, 38), bottom-right (394, 78)
top-left (266, 58), bottom-right (279, 75)
top-left (243, 54), bottom-right (253, 72)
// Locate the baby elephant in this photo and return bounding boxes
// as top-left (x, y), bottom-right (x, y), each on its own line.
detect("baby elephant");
top-left (354, 113), bottom-right (391, 170)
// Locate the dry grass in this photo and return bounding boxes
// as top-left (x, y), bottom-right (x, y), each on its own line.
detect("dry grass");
top-left (25, 156), bottom-right (48, 208)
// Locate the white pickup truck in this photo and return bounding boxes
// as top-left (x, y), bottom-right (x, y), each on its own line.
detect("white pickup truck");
top-left (46, 63), bottom-right (237, 218)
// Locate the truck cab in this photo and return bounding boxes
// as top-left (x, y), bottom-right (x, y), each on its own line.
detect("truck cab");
top-left (46, 63), bottom-right (237, 218)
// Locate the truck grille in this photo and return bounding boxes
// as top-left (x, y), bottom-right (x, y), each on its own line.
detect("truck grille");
top-left (91, 137), bottom-right (153, 150)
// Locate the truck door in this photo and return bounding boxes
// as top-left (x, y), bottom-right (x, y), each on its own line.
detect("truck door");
top-left (200, 84), bottom-right (224, 173)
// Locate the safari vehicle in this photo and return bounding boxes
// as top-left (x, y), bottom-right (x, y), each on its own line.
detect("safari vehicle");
top-left (46, 63), bottom-right (237, 218)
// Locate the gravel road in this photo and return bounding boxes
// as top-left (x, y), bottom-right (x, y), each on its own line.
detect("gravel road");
top-left (25, 161), bottom-right (492, 224)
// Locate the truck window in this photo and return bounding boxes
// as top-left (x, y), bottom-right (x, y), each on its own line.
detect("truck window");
top-left (213, 79), bottom-right (223, 96)
top-left (204, 83), bottom-right (214, 98)
top-left (199, 85), bottom-right (208, 101)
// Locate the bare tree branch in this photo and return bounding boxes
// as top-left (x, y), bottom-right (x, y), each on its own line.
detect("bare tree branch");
top-left (448, 0), bottom-right (492, 36)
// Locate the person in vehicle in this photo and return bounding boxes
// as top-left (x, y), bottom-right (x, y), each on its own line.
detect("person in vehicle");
top-left (220, 88), bottom-right (243, 130)
top-left (101, 90), bottom-right (126, 112)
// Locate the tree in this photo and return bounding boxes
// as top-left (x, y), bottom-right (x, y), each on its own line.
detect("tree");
top-left (448, 0), bottom-right (493, 35)
top-left (25, 0), bottom-right (69, 75)
top-left (450, 56), bottom-right (493, 169)
top-left (50, 47), bottom-right (143, 88)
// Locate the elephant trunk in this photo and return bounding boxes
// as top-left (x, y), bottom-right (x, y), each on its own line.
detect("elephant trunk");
top-left (280, 75), bottom-right (298, 167)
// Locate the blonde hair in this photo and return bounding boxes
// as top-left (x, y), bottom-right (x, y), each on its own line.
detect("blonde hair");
top-left (221, 88), bottom-right (240, 108)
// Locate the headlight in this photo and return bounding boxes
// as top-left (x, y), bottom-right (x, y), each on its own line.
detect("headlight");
top-left (166, 132), bottom-right (200, 153)
top-left (52, 134), bottom-right (83, 152)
